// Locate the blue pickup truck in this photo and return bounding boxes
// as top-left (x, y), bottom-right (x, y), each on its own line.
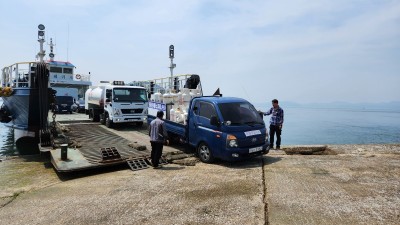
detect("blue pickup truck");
top-left (148, 96), bottom-right (269, 163)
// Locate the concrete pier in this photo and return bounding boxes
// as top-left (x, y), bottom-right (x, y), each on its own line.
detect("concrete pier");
top-left (0, 114), bottom-right (399, 224)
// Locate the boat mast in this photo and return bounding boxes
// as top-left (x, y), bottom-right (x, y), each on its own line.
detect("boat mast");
top-left (169, 45), bottom-right (176, 91)
top-left (37, 24), bottom-right (46, 62)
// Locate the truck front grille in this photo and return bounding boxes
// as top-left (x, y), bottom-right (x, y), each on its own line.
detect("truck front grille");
top-left (238, 135), bottom-right (265, 148)
top-left (121, 108), bottom-right (143, 114)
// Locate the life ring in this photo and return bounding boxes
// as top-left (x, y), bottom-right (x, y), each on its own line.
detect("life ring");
top-left (75, 74), bottom-right (81, 79)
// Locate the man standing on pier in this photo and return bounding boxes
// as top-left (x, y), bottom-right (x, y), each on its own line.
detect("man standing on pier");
top-left (149, 111), bottom-right (169, 169)
top-left (264, 99), bottom-right (284, 149)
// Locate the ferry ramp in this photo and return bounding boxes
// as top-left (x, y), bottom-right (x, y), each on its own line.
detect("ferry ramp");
top-left (48, 123), bottom-right (167, 172)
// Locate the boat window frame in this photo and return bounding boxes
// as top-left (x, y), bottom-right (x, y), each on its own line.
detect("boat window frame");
top-left (63, 68), bottom-right (73, 74)
top-left (50, 66), bottom-right (63, 73)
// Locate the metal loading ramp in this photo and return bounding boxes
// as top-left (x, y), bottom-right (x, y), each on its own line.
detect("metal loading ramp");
top-left (49, 123), bottom-right (167, 172)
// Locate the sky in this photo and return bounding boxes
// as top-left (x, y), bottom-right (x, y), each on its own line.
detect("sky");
top-left (0, 0), bottom-right (399, 104)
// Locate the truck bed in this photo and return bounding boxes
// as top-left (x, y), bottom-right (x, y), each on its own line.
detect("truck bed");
top-left (148, 115), bottom-right (187, 139)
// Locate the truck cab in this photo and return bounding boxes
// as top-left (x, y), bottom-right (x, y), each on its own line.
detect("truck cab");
top-left (85, 81), bottom-right (148, 128)
top-left (55, 95), bottom-right (74, 114)
top-left (187, 97), bottom-right (269, 162)
top-left (103, 85), bottom-right (148, 126)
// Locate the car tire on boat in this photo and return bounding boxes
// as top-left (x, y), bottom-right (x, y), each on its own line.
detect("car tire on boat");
top-left (197, 142), bottom-right (214, 163)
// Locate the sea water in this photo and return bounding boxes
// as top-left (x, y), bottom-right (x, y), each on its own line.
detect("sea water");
top-left (260, 106), bottom-right (400, 145)
top-left (1, 104), bottom-right (400, 155)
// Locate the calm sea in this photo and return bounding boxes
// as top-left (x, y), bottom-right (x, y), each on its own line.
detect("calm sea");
top-left (1, 103), bottom-right (400, 155)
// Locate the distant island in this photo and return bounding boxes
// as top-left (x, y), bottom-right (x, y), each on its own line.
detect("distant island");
top-left (255, 101), bottom-right (400, 112)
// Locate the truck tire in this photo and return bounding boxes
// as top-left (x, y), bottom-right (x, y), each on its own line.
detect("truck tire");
top-left (100, 114), bottom-right (106, 125)
top-left (105, 116), bottom-right (113, 128)
top-left (90, 110), bottom-right (95, 122)
top-left (197, 142), bottom-right (214, 163)
top-left (90, 109), bottom-right (100, 122)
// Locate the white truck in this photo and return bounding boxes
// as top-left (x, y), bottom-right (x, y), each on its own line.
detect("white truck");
top-left (85, 81), bottom-right (148, 128)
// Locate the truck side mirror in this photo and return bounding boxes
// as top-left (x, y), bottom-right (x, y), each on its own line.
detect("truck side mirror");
top-left (258, 111), bottom-right (264, 119)
top-left (210, 116), bottom-right (220, 126)
top-left (106, 90), bottom-right (111, 99)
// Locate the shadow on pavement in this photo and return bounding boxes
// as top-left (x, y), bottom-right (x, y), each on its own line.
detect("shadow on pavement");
top-left (263, 155), bottom-right (283, 165)
top-left (56, 164), bottom-right (130, 181)
top-left (219, 154), bottom-right (282, 169)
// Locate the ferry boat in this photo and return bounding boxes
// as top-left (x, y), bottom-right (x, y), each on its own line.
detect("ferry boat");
top-left (0, 24), bottom-right (92, 153)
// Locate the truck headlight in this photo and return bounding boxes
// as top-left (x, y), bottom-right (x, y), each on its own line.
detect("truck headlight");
top-left (226, 134), bottom-right (238, 148)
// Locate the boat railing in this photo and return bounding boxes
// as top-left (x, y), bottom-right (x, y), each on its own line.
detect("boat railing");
top-left (2, 62), bottom-right (91, 88)
top-left (1, 62), bottom-right (36, 88)
top-left (131, 74), bottom-right (201, 94)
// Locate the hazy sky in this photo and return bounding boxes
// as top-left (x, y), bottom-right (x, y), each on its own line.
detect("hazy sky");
top-left (1, 0), bottom-right (399, 104)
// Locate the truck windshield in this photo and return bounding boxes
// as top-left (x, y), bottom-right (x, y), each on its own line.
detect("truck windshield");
top-left (56, 96), bottom-right (74, 105)
top-left (113, 88), bottom-right (148, 102)
top-left (218, 102), bottom-right (264, 126)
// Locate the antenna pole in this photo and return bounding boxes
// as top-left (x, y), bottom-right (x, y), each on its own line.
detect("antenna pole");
top-left (37, 24), bottom-right (46, 62)
top-left (169, 45), bottom-right (176, 91)
top-left (67, 23), bottom-right (70, 62)
top-left (48, 38), bottom-right (56, 61)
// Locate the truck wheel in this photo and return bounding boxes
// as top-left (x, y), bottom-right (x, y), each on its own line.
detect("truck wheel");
top-left (105, 116), bottom-right (113, 128)
top-left (197, 142), bottom-right (214, 163)
top-left (100, 114), bottom-right (106, 125)
top-left (90, 110), bottom-right (96, 122)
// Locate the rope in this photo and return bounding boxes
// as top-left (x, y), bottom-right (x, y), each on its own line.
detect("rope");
top-left (36, 62), bottom-right (51, 146)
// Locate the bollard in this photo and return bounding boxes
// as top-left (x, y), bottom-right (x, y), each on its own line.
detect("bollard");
top-left (61, 144), bottom-right (68, 160)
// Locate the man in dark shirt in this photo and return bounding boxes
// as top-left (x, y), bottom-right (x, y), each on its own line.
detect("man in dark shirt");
top-left (264, 99), bottom-right (284, 149)
top-left (149, 111), bottom-right (168, 168)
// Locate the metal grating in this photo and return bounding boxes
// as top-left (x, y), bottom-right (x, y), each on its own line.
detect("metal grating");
top-left (65, 124), bottom-right (152, 164)
top-left (126, 156), bottom-right (169, 171)
top-left (100, 147), bottom-right (122, 162)
top-left (126, 158), bottom-right (150, 171)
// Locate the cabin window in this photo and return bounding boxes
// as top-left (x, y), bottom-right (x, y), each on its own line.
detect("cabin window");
top-left (199, 102), bottom-right (216, 119)
top-left (218, 102), bottom-right (264, 125)
top-left (113, 88), bottom-right (148, 102)
top-left (50, 67), bottom-right (62, 73)
top-left (63, 68), bottom-right (73, 74)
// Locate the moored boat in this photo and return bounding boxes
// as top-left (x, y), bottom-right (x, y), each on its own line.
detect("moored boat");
top-left (0, 24), bottom-right (91, 154)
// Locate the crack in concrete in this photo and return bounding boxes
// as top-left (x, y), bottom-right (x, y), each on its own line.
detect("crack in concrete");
top-left (261, 157), bottom-right (269, 225)
top-left (0, 191), bottom-right (23, 208)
